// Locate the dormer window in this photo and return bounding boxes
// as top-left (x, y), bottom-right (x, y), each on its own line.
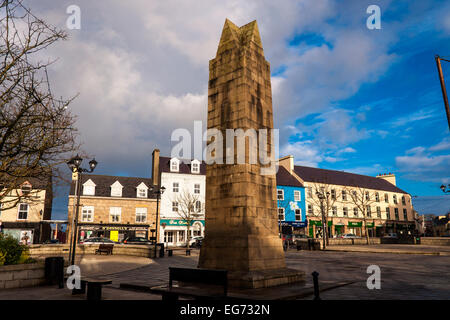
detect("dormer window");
top-left (21, 182), bottom-right (32, 196)
top-left (110, 181), bottom-right (123, 197)
top-left (82, 179), bottom-right (96, 196)
top-left (136, 182), bottom-right (148, 198)
top-left (191, 159), bottom-right (200, 174)
top-left (170, 158), bottom-right (180, 172)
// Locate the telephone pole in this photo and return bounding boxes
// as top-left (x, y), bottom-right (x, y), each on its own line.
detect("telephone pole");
top-left (435, 55), bottom-right (450, 131)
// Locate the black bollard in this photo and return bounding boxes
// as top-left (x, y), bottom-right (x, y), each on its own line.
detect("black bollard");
top-left (312, 271), bottom-right (321, 300)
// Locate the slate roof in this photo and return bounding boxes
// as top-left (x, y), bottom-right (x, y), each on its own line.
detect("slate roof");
top-left (276, 166), bottom-right (304, 187)
top-left (293, 165), bottom-right (408, 194)
top-left (159, 156), bottom-right (206, 175)
top-left (69, 174), bottom-right (156, 199)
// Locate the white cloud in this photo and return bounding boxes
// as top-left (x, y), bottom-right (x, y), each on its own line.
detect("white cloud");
top-left (280, 141), bottom-right (322, 167)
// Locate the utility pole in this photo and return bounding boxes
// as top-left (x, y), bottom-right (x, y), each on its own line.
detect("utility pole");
top-left (435, 55), bottom-right (450, 131)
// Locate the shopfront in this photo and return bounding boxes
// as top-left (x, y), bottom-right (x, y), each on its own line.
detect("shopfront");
top-left (347, 221), bottom-right (362, 236)
top-left (1, 222), bottom-right (42, 244)
top-left (160, 219), bottom-right (205, 247)
top-left (334, 223), bottom-right (345, 236)
top-left (279, 221), bottom-right (308, 237)
top-left (78, 223), bottom-right (150, 243)
top-left (366, 222), bottom-right (375, 237)
top-left (308, 220), bottom-right (333, 238)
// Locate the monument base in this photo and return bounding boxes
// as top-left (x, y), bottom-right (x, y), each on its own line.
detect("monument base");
top-left (227, 268), bottom-right (305, 289)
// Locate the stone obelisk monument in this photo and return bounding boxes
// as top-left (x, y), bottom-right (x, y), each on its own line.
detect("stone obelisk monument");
top-left (198, 19), bottom-right (304, 289)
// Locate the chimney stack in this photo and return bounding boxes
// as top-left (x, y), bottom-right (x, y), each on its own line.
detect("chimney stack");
top-left (152, 149), bottom-right (160, 186)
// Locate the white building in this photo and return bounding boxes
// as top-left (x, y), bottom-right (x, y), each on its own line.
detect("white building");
top-left (152, 149), bottom-right (205, 247)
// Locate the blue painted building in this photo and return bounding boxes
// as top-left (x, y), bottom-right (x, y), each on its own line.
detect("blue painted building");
top-left (276, 166), bottom-right (307, 235)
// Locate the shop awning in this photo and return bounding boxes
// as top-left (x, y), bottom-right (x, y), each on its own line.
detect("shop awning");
top-left (308, 220), bottom-right (333, 226)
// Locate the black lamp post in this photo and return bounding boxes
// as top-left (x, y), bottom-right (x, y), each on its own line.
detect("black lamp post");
top-left (316, 191), bottom-right (330, 249)
top-left (440, 184), bottom-right (450, 193)
top-left (67, 155), bottom-right (98, 266)
top-left (149, 185), bottom-right (165, 258)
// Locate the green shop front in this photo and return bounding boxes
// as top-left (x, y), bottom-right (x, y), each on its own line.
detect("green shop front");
top-left (160, 219), bottom-right (205, 247)
top-left (347, 221), bottom-right (363, 236)
top-left (308, 220), bottom-right (333, 238)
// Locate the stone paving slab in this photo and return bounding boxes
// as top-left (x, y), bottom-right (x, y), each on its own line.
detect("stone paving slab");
top-left (0, 248), bottom-right (449, 300)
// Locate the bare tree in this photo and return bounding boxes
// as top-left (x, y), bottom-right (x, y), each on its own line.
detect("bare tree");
top-left (172, 190), bottom-right (204, 248)
top-left (343, 186), bottom-right (377, 245)
top-left (305, 182), bottom-right (340, 249)
top-left (0, 0), bottom-right (79, 210)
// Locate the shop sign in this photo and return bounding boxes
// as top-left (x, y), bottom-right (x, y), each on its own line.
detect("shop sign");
top-left (348, 221), bottom-right (362, 227)
top-left (279, 221), bottom-right (307, 228)
top-left (160, 219), bottom-right (205, 226)
top-left (366, 222), bottom-right (374, 228)
top-left (308, 220), bottom-right (332, 226)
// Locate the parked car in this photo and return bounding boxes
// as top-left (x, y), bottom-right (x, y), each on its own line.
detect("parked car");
top-left (79, 237), bottom-right (116, 245)
top-left (383, 233), bottom-right (398, 239)
top-left (188, 236), bottom-right (204, 247)
top-left (340, 233), bottom-right (359, 239)
top-left (43, 239), bottom-right (60, 244)
top-left (122, 237), bottom-right (152, 245)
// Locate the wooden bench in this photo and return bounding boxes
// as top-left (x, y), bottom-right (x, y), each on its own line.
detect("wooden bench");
top-left (95, 244), bottom-right (114, 255)
top-left (150, 267), bottom-right (228, 301)
top-left (72, 277), bottom-right (113, 300)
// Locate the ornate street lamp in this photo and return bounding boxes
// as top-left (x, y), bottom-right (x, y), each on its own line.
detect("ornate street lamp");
top-left (67, 155), bottom-right (98, 266)
top-left (149, 185), bottom-right (165, 258)
top-left (440, 184), bottom-right (450, 193)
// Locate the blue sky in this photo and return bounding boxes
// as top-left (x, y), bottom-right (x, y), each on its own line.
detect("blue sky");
top-left (27, 0), bottom-right (450, 218)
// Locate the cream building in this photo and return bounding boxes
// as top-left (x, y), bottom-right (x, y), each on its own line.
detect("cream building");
top-left (0, 178), bottom-right (52, 244)
top-left (279, 156), bottom-right (416, 238)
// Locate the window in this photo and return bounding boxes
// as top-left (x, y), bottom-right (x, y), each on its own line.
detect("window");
top-left (137, 188), bottom-right (147, 198)
top-left (332, 206), bottom-right (337, 216)
top-left (352, 191), bottom-right (357, 199)
top-left (294, 190), bottom-right (301, 201)
top-left (343, 207), bottom-right (348, 216)
top-left (402, 196), bottom-right (406, 205)
top-left (278, 208), bottom-right (285, 221)
top-left (191, 160), bottom-right (200, 174)
top-left (384, 193), bottom-right (389, 203)
top-left (170, 158), bottom-right (179, 172)
top-left (295, 209), bottom-right (302, 221)
top-left (375, 192), bottom-right (380, 202)
top-left (81, 206), bottom-right (94, 222)
top-left (331, 189), bottom-right (336, 200)
top-left (0, 202), bottom-right (2, 217)
top-left (376, 206), bottom-right (381, 218)
top-left (18, 203), bottom-right (29, 220)
top-left (195, 200), bottom-right (202, 212)
top-left (21, 183), bottom-right (32, 196)
top-left (403, 208), bottom-right (408, 220)
top-left (83, 179), bottom-right (96, 196)
top-left (342, 190), bottom-right (347, 201)
top-left (164, 231), bottom-right (174, 243)
top-left (109, 207), bottom-right (121, 223)
top-left (386, 207), bottom-right (391, 220)
top-left (173, 182), bottom-right (179, 193)
top-left (365, 192), bottom-right (370, 201)
top-left (172, 202), bottom-right (178, 212)
top-left (367, 206), bottom-right (371, 217)
top-left (307, 204), bottom-right (313, 216)
top-left (353, 207), bottom-right (358, 217)
top-left (136, 207), bottom-right (147, 223)
top-left (307, 187), bottom-right (312, 198)
top-left (110, 181), bottom-right (123, 197)
top-left (194, 184), bottom-right (200, 194)
top-left (393, 195), bottom-right (398, 204)
top-left (277, 189), bottom-right (284, 200)
top-left (394, 208), bottom-right (399, 220)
